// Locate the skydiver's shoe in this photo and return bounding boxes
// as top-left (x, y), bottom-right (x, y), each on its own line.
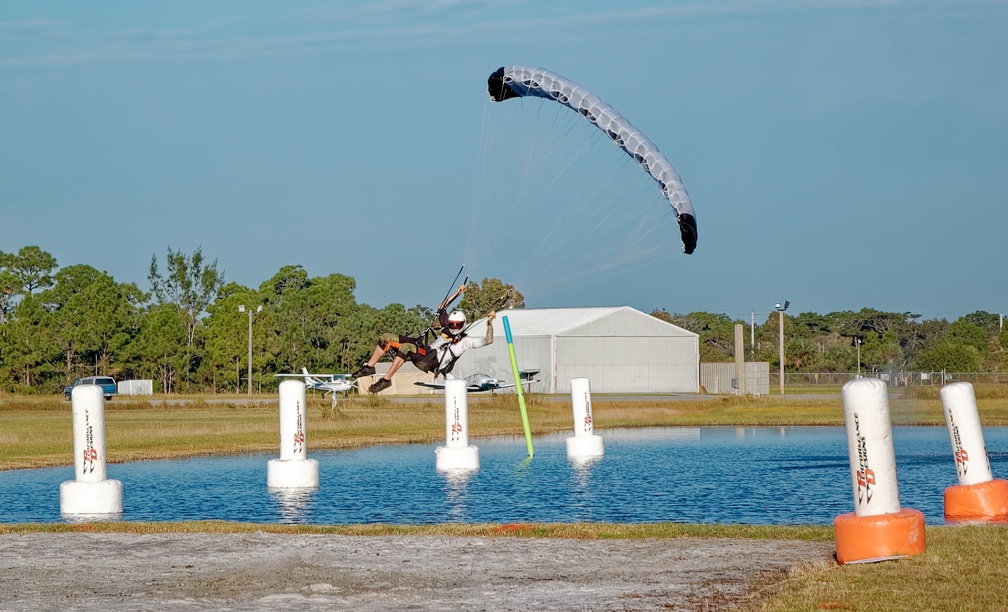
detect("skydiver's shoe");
top-left (352, 364), bottom-right (376, 378)
top-left (368, 378), bottom-right (392, 394)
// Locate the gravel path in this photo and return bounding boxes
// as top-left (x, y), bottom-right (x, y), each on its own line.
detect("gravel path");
top-left (0, 532), bottom-right (833, 611)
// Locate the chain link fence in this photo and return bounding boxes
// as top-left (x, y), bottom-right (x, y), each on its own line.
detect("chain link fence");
top-left (773, 371), bottom-right (1008, 388)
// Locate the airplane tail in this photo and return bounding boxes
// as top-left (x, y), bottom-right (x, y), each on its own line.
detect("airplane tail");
top-left (301, 367), bottom-right (318, 386)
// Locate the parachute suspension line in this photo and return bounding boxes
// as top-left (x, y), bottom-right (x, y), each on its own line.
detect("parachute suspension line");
top-left (535, 168), bottom-right (625, 288)
top-left (472, 104), bottom-right (577, 283)
top-left (502, 104), bottom-right (632, 293)
top-left (524, 174), bottom-right (671, 295)
top-left (414, 266), bottom-right (467, 341)
top-left (439, 266), bottom-right (465, 311)
top-left (467, 100), bottom-right (535, 274)
top-left (469, 97), bottom-right (587, 282)
top-left (466, 96), bottom-right (498, 273)
top-left (511, 145), bottom-right (673, 299)
top-left (514, 169), bottom-right (635, 295)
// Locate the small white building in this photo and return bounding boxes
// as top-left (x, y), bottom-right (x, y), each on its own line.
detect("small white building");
top-left (453, 307), bottom-right (699, 394)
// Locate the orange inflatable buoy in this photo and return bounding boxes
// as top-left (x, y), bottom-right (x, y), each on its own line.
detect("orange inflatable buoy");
top-left (834, 508), bottom-right (927, 565)
top-left (945, 478), bottom-right (1008, 521)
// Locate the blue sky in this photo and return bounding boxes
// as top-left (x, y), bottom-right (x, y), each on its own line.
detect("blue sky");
top-left (2, 1), bottom-right (1006, 323)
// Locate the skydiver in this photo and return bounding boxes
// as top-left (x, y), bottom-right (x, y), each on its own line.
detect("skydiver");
top-left (352, 284), bottom-right (496, 394)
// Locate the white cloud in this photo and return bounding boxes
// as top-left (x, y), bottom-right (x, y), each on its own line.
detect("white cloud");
top-left (1, 1), bottom-right (1003, 68)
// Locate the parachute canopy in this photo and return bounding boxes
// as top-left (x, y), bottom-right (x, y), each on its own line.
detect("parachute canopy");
top-left (488, 66), bottom-right (697, 255)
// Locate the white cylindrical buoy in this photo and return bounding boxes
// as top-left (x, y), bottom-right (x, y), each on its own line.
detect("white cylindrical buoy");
top-left (267, 380), bottom-right (319, 489)
top-left (444, 378), bottom-right (470, 449)
top-left (941, 382), bottom-right (993, 486)
top-left (435, 379), bottom-right (479, 471)
top-left (842, 378), bottom-right (900, 516)
top-left (60, 385), bottom-right (123, 517)
top-left (279, 379), bottom-right (308, 461)
top-left (940, 382), bottom-right (1008, 521)
top-left (834, 378), bottom-right (925, 564)
top-left (566, 377), bottom-right (604, 459)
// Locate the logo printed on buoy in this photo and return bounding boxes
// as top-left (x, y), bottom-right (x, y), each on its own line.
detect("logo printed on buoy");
top-left (949, 411), bottom-right (968, 477)
top-left (854, 412), bottom-right (874, 505)
top-left (83, 409), bottom-right (96, 474)
top-left (954, 448), bottom-right (969, 472)
top-left (451, 397), bottom-right (462, 442)
top-left (294, 402), bottom-right (305, 454)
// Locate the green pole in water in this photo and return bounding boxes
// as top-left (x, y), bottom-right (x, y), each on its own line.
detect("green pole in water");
top-left (502, 315), bottom-right (534, 457)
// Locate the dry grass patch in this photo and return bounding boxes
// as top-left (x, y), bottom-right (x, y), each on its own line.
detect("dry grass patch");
top-left (0, 520), bottom-right (833, 541)
top-left (759, 525), bottom-right (1008, 611)
top-left (5, 391), bottom-right (1008, 471)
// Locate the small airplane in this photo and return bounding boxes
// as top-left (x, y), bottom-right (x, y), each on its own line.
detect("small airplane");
top-left (415, 370), bottom-right (540, 394)
top-left (275, 367), bottom-right (356, 407)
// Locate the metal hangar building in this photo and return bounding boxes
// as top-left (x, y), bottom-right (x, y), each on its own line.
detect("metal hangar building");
top-left (453, 307), bottom-right (699, 394)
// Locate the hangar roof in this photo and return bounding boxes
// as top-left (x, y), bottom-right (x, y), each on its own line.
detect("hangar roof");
top-left (486, 307), bottom-right (697, 338)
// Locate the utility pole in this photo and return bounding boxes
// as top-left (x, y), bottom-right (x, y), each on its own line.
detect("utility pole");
top-left (855, 337), bottom-right (862, 378)
top-left (750, 311), bottom-right (755, 359)
top-left (775, 300), bottom-right (790, 395)
top-left (238, 304), bottom-right (263, 396)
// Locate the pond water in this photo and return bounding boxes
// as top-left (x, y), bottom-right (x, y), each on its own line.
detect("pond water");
top-left (2, 427), bottom-right (1007, 525)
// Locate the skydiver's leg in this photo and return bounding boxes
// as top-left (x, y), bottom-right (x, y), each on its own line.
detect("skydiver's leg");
top-left (385, 355), bottom-right (408, 379)
top-left (354, 333), bottom-right (400, 377)
top-left (374, 338), bottom-right (418, 382)
top-left (367, 335), bottom-right (421, 393)
top-left (368, 354), bottom-right (405, 393)
top-left (363, 345), bottom-right (387, 367)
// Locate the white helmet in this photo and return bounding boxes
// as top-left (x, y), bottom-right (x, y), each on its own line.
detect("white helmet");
top-left (447, 311), bottom-right (467, 333)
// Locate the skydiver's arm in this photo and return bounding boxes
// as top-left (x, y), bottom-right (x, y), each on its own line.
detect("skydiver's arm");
top-left (438, 285), bottom-right (466, 312)
top-left (484, 311), bottom-right (496, 345)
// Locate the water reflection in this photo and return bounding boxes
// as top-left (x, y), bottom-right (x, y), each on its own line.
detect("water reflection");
top-left (1, 427), bottom-right (1006, 526)
top-left (269, 487), bottom-right (317, 524)
top-left (61, 512), bottom-right (122, 523)
top-left (569, 456), bottom-right (600, 488)
top-left (441, 470), bottom-right (473, 521)
top-left (604, 427), bottom-right (700, 441)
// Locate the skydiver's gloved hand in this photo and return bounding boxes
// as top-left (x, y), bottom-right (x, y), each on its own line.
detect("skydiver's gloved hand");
top-left (487, 311), bottom-right (496, 324)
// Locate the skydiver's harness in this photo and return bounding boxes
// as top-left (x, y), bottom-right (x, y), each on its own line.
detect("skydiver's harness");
top-left (389, 266), bottom-right (510, 379)
top-left (387, 316), bottom-right (466, 378)
top-left (395, 266), bottom-right (469, 378)
top-left (430, 330), bottom-right (467, 377)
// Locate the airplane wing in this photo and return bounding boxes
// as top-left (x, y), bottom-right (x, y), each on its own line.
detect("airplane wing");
top-left (413, 379), bottom-right (540, 392)
top-left (414, 381), bottom-right (447, 390)
top-left (414, 381), bottom-right (500, 392)
top-left (274, 373), bottom-right (350, 381)
top-left (467, 379), bottom-right (543, 392)
top-left (476, 379), bottom-right (540, 391)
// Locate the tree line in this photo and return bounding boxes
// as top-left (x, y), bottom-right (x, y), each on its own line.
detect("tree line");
top-left (0, 246), bottom-right (523, 394)
top-left (1, 244), bottom-right (1004, 394)
top-left (651, 308), bottom-right (1007, 375)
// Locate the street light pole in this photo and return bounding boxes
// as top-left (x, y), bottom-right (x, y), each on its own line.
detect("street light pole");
top-left (855, 337), bottom-right (862, 378)
top-left (238, 304), bottom-right (262, 396)
top-left (750, 311), bottom-right (755, 359)
top-left (775, 300), bottom-right (789, 395)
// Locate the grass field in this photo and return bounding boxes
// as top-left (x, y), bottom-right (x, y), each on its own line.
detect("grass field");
top-left (4, 389), bottom-right (1008, 471)
top-left (3, 388), bottom-right (1008, 610)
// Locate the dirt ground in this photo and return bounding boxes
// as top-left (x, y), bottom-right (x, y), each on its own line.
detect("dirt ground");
top-left (0, 532), bottom-right (833, 611)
